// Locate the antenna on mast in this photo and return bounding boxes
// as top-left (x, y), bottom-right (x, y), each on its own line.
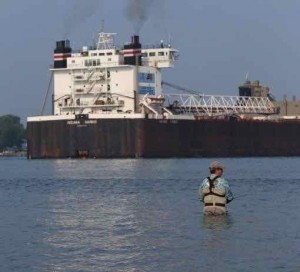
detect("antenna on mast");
top-left (101, 19), bottom-right (105, 32)
top-left (245, 72), bottom-right (250, 82)
top-left (96, 19), bottom-right (117, 50)
top-left (168, 33), bottom-right (172, 47)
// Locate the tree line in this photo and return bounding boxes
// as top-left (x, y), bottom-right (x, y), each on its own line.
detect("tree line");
top-left (0, 115), bottom-right (26, 151)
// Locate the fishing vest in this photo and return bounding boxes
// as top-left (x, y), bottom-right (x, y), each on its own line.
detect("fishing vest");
top-left (202, 176), bottom-right (227, 207)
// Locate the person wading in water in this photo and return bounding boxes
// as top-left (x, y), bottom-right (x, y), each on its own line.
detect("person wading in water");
top-left (199, 161), bottom-right (234, 215)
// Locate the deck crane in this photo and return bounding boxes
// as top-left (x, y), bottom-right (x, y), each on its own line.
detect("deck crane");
top-left (162, 81), bottom-right (199, 95)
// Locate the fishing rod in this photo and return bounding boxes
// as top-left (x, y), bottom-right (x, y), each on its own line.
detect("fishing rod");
top-left (232, 194), bottom-right (248, 200)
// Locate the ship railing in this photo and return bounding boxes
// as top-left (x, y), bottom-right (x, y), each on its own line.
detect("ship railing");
top-left (59, 102), bottom-right (123, 110)
top-left (164, 94), bottom-right (278, 116)
top-left (140, 94), bottom-right (160, 117)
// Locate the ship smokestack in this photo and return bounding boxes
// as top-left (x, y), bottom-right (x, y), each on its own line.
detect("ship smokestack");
top-left (133, 35), bottom-right (140, 45)
top-left (123, 35), bottom-right (142, 113)
top-left (123, 35), bottom-right (142, 66)
top-left (53, 40), bottom-right (72, 69)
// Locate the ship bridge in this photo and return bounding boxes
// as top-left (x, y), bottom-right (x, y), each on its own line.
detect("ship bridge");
top-left (141, 45), bottom-right (178, 68)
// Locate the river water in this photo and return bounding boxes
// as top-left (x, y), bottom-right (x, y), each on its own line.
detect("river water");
top-left (0, 157), bottom-right (299, 272)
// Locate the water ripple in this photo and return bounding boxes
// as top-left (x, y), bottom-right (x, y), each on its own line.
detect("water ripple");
top-left (1, 157), bottom-right (300, 271)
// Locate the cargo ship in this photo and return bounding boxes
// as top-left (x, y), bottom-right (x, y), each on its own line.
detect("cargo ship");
top-left (27, 28), bottom-right (300, 158)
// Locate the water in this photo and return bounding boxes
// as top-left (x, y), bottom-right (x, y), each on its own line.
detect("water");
top-left (1, 157), bottom-right (300, 272)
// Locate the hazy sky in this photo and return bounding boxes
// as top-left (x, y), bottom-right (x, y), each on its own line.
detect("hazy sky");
top-left (0, 0), bottom-right (300, 121)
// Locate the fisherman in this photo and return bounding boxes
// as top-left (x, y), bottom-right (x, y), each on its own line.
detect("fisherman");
top-left (199, 161), bottom-right (234, 215)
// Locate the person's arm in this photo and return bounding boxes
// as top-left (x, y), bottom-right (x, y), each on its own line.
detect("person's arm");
top-left (226, 187), bottom-right (234, 203)
top-left (223, 179), bottom-right (234, 203)
top-left (199, 179), bottom-right (207, 202)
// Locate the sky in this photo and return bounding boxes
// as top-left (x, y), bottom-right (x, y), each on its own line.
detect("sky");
top-left (0, 0), bottom-right (300, 122)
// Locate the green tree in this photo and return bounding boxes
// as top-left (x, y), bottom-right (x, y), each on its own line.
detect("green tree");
top-left (0, 115), bottom-right (25, 151)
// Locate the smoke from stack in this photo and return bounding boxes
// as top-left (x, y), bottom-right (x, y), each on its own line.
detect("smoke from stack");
top-left (63, 0), bottom-right (103, 38)
top-left (125, 0), bottom-right (156, 34)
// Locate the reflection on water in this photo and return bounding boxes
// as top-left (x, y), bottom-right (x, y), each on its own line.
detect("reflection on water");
top-left (201, 214), bottom-right (233, 231)
top-left (1, 157), bottom-right (300, 271)
top-left (44, 186), bottom-right (143, 271)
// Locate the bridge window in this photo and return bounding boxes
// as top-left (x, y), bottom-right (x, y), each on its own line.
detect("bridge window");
top-left (139, 86), bottom-right (155, 95)
top-left (158, 52), bottom-right (165, 56)
top-left (85, 59), bottom-right (101, 67)
top-left (149, 52), bottom-right (156, 57)
top-left (139, 73), bottom-right (155, 83)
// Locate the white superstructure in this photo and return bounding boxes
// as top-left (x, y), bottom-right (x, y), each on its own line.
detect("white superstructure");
top-left (51, 31), bottom-right (178, 116)
top-left (30, 27), bottom-right (278, 122)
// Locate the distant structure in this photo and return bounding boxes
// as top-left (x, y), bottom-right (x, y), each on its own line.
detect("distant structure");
top-left (239, 80), bottom-right (275, 101)
top-left (275, 96), bottom-right (300, 116)
top-left (239, 79), bottom-right (300, 117)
